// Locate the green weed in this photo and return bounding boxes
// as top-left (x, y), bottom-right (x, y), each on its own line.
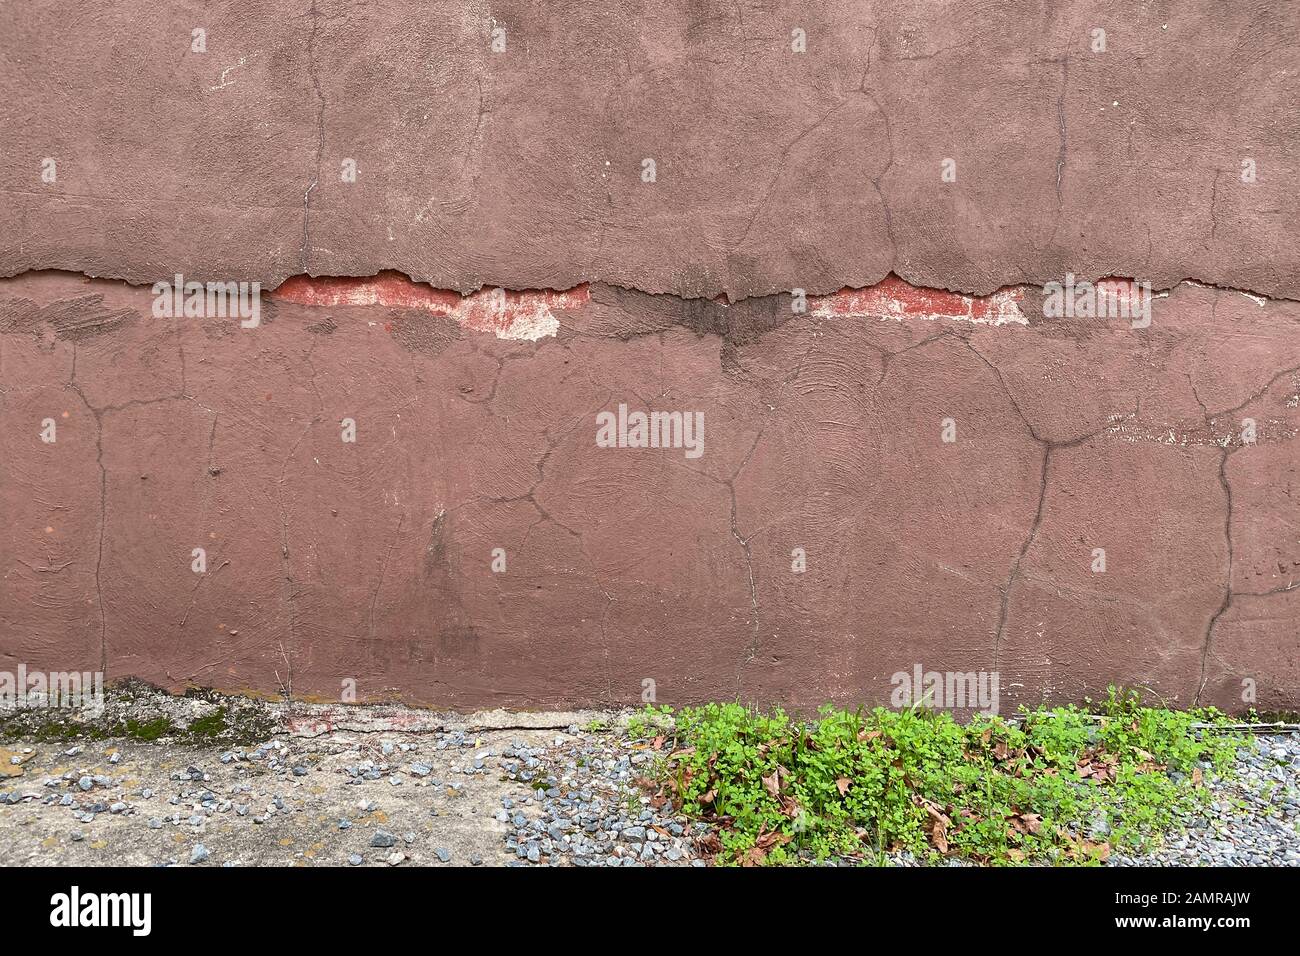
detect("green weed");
top-left (645, 688), bottom-right (1242, 866)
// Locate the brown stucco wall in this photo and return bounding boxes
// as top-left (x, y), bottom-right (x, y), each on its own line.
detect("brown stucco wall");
top-left (1, 1), bottom-right (1297, 712)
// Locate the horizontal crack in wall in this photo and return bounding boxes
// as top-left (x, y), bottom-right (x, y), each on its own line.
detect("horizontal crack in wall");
top-left (266, 272), bottom-right (1234, 340)
top-left (273, 273), bottom-right (590, 341)
top-left (1, 270), bottom-right (1288, 345)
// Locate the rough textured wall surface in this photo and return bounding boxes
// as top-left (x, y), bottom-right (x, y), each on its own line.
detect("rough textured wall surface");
top-left (1, 1), bottom-right (1297, 712)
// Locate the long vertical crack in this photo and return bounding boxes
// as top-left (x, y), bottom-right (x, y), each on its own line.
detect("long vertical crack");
top-left (966, 340), bottom-right (1139, 674)
top-left (994, 445), bottom-right (1050, 672)
top-left (1054, 53), bottom-right (1069, 205)
top-left (66, 370), bottom-right (108, 676)
top-left (1195, 446), bottom-right (1234, 705)
top-left (719, 429), bottom-right (766, 694)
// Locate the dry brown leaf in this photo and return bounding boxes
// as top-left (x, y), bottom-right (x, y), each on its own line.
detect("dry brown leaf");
top-left (754, 829), bottom-right (792, 850)
top-left (696, 832), bottom-right (721, 855)
top-left (932, 817), bottom-right (949, 854)
top-left (835, 777), bottom-right (851, 796)
top-left (1085, 840), bottom-right (1111, 862)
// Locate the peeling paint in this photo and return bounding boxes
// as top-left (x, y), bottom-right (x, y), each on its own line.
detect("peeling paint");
top-left (811, 276), bottom-right (1028, 325)
top-left (272, 273), bottom-right (588, 341)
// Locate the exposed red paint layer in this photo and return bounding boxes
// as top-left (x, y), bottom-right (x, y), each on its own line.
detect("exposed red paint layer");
top-left (276, 271), bottom-right (1034, 334)
top-left (274, 273), bottom-right (591, 340)
top-left (269, 273), bottom-right (1185, 336)
top-left (1094, 278), bottom-right (1154, 302)
top-left (811, 276), bottom-right (1027, 324)
top-left (274, 273), bottom-right (468, 310)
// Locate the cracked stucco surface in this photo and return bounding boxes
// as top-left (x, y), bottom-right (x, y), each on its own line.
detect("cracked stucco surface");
top-left (1, 1), bottom-right (1298, 711)
top-left (2, 274), bottom-right (1298, 711)
top-left (2, 1), bottom-right (1299, 299)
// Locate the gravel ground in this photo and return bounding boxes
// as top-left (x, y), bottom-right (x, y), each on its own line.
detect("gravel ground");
top-left (0, 723), bottom-right (704, 867)
top-left (876, 733), bottom-right (1300, 868)
top-left (1107, 732), bottom-right (1300, 867)
top-left (2, 701), bottom-right (1296, 867)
